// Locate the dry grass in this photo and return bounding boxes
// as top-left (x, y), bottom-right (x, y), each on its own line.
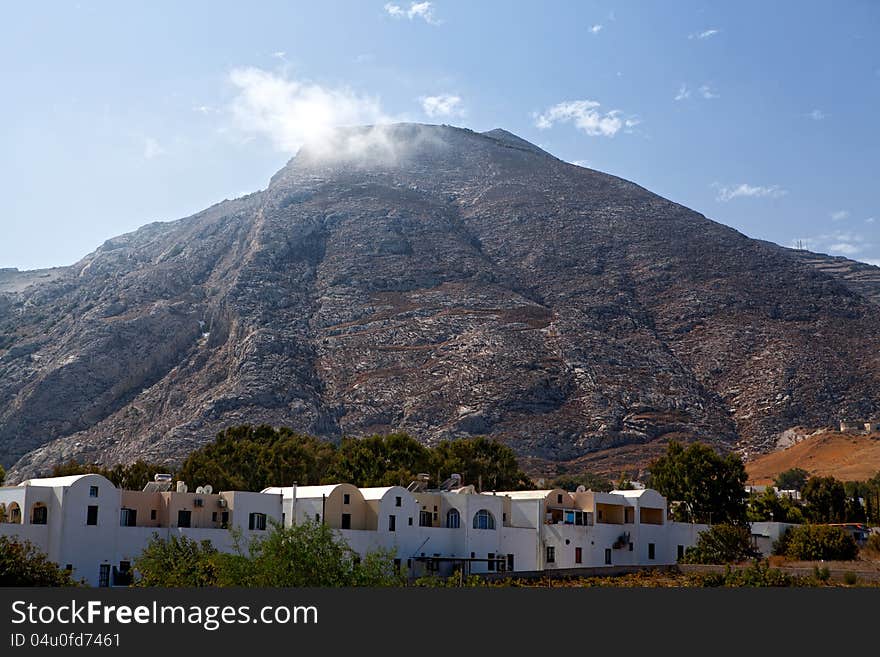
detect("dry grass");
top-left (746, 431), bottom-right (880, 484)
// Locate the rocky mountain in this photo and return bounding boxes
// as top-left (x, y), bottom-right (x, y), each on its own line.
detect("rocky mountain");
top-left (3, 123), bottom-right (880, 481)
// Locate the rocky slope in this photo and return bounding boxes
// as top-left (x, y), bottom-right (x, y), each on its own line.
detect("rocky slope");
top-left (2, 123), bottom-right (880, 480)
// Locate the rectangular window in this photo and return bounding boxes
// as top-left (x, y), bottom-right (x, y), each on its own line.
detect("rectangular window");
top-left (648, 543), bottom-right (656, 560)
top-left (150, 509), bottom-right (157, 521)
top-left (488, 553), bottom-right (495, 571)
top-left (32, 506), bottom-right (48, 525)
top-left (341, 513), bottom-right (351, 529)
top-left (177, 510), bottom-right (191, 528)
top-left (575, 547), bottom-right (583, 564)
top-left (343, 493), bottom-right (350, 505)
top-left (419, 510), bottom-right (433, 527)
top-left (249, 512), bottom-right (267, 531)
top-left (408, 517), bottom-right (413, 525)
top-left (221, 511), bottom-right (229, 527)
top-left (89, 486), bottom-right (99, 498)
top-left (507, 554), bottom-right (514, 571)
top-left (98, 564), bottom-right (110, 588)
top-left (395, 496), bottom-right (402, 507)
top-left (557, 493), bottom-right (563, 504)
top-left (86, 505), bottom-right (98, 526)
top-left (629, 542), bottom-right (634, 552)
top-left (119, 508), bottom-right (137, 527)
top-left (315, 513), bottom-right (321, 523)
top-left (546, 546), bottom-right (555, 564)
top-left (605, 548), bottom-right (612, 565)
top-left (388, 514), bottom-right (396, 531)
top-left (677, 545), bottom-right (685, 561)
top-left (212, 511), bottom-right (218, 522)
top-left (393, 559), bottom-right (401, 573)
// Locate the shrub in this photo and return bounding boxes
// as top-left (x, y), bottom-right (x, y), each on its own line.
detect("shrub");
top-left (701, 561), bottom-right (796, 587)
top-left (776, 525), bottom-right (858, 561)
top-left (812, 565), bottom-right (830, 582)
top-left (0, 537), bottom-right (80, 587)
top-left (842, 571), bottom-right (858, 586)
top-left (680, 524), bottom-right (759, 564)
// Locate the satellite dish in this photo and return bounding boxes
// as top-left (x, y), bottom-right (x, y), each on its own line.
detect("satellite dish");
top-left (576, 485), bottom-right (586, 493)
top-left (203, 485), bottom-right (213, 495)
top-left (195, 486), bottom-right (205, 494)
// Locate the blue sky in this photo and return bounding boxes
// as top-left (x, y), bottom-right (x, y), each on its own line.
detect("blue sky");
top-left (2, 1), bottom-right (878, 270)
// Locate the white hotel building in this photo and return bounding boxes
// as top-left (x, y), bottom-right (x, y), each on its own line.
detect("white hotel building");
top-left (1, 473), bottom-right (706, 585)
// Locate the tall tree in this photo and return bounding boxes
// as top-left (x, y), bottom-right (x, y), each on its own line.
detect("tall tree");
top-left (802, 476), bottom-right (847, 523)
top-left (773, 467), bottom-right (810, 492)
top-left (328, 433), bottom-right (432, 487)
top-left (178, 425), bottom-right (336, 491)
top-left (648, 441), bottom-right (748, 525)
top-left (428, 437), bottom-right (533, 491)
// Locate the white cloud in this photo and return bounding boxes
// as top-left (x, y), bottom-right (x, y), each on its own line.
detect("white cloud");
top-left (831, 210), bottom-right (849, 222)
top-left (790, 230), bottom-right (871, 258)
top-left (227, 66), bottom-right (395, 158)
top-left (272, 51), bottom-right (286, 60)
top-left (699, 84), bottom-right (719, 99)
top-left (420, 94), bottom-right (463, 118)
top-left (674, 84), bottom-right (691, 101)
top-left (534, 100), bottom-right (634, 137)
top-left (713, 183), bottom-right (787, 202)
top-left (192, 105), bottom-right (215, 114)
top-left (689, 29), bottom-right (720, 40)
top-left (864, 258), bottom-right (880, 266)
top-left (808, 109), bottom-right (826, 120)
top-left (829, 242), bottom-right (861, 254)
top-left (589, 24), bottom-right (603, 34)
top-left (867, 217), bottom-right (876, 224)
top-left (570, 159), bottom-right (591, 168)
top-left (143, 137), bottom-right (164, 159)
top-left (384, 2), bottom-right (439, 24)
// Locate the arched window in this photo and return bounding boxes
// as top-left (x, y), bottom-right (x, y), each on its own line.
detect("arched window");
top-left (31, 503), bottom-right (48, 525)
top-left (8, 502), bottom-right (22, 524)
top-left (446, 508), bottom-right (461, 528)
top-left (472, 509), bottom-right (495, 530)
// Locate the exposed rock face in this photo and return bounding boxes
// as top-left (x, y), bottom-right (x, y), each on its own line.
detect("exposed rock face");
top-left (2, 124), bottom-right (880, 480)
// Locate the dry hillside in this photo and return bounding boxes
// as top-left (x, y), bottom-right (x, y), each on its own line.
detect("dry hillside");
top-left (746, 431), bottom-right (880, 484)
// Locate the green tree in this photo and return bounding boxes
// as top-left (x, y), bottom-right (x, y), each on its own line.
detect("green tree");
top-left (329, 433), bottom-right (432, 487)
top-left (132, 534), bottom-right (220, 587)
top-left (747, 488), bottom-right (805, 524)
top-left (178, 425), bottom-right (336, 491)
top-left (647, 441), bottom-right (748, 525)
top-left (428, 437), bottom-right (533, 491)
top-left (50, 459), bottom-right (171, 490)
top-left (680, 524), bottom-right (759, 564)
top-left (0, 463), bottom-right (5, 485)
top-left (773, 468), bottom-right (810, 492)
top-left (802, 476), bottom-right (847, 523)
top-left (550, 473), bottom-right (613, 493)
top-left (0, 537), bottom-right (80, 586)
top-left (773, 524), bottom-right (858, 561)
top-left (215, 521), bottom-right (404, 587)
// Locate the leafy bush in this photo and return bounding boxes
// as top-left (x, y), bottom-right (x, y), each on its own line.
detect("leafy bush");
top-left (774, 525), bottom-right (858, 561)
top-left (133, 521), bottom-right (405, 587)
top-left (0, 537), bottom-right (80, 586)
top-left (700, 562), bottom-right (796, 587)
top-left (842, 571), bottom-right (858, 586)
top-left (812, 565), bottom-right (830, 582)
top-left (680, 524), bottom-right (759, 564)
top-left (133, 534), bottom-right (220, 587)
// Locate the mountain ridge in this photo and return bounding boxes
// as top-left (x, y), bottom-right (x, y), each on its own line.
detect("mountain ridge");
top-left (2, 123), bottom-right (879, 482)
